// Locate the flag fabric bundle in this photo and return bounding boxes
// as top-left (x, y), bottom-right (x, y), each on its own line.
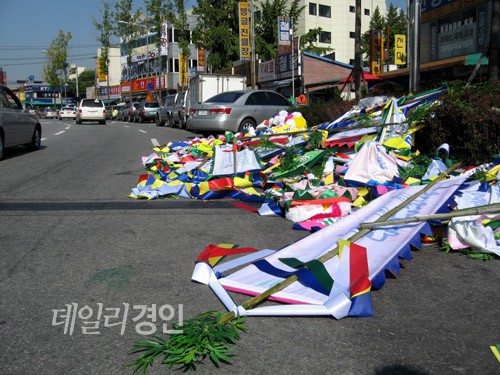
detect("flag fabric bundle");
top-left (129, 87), bottom-right (463, 235)
top-left (192, 177), bottom-right (466, 319)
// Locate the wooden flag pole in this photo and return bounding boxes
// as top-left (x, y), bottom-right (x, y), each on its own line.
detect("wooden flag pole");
top-left (360, 203), bottom-right (500, 229)
top-left (218, 162), bottom-right (462, 323)
top-left (128, 163), bottom-right (462, 373)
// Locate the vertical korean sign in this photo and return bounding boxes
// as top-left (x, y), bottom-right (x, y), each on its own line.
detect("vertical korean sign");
top-left (179, 53), bottom-right (188, 86)
top-left (239, 2), bottom-right (251, 60)
top-left (97, 57), bottom-right (107, 82)
top-left (160, 21), bottom-right (168, 56)
top-left (198, 48), bottom-right (205, 72)
top-left (370, 31), bottom-right (383, 75)
top-left (394, 34), bottom-right (407, 65)
top-left (278, 16), bottom-right (291, 56)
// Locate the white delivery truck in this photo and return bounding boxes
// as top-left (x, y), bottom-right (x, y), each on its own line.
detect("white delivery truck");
top-left (188, 74), bottom-right (247, 105)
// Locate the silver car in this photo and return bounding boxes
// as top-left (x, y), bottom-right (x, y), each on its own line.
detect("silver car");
top-left (134, 101), bottom-right (161, 123)
top-left (0, 84), bottom-right (42, 160)
top-left (172, 91), bottom-right (189, 129)
top-left (156, 94), bottom-right (178, 127)
top-left (186, 90), bottom-right (291, 133)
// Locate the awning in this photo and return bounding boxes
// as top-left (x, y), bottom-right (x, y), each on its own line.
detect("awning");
top-left (377, 55), bottom-right (469, 79)
top-left (465, 53), bottom-right (489, 66)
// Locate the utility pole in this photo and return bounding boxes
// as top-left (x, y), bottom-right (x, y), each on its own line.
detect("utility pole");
top-left (354, 0), bottom-right (362, 99)
top-left (250, 0), bottom-right (256, 89)
top-left (291, 17), bottom-right (294, 101)
top-left (409, 0), bottom-right (421, 93)
top-left (489, 0), bottom-right (500, 81)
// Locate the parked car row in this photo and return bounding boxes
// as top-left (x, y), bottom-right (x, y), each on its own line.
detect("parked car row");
top-left (79, 89), bottom-right (290, 134)
top-left (156, 91), bottom-right (189, 128)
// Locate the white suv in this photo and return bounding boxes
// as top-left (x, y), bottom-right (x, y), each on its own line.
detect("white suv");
top-left (76, 99), bottom-right (107, 124)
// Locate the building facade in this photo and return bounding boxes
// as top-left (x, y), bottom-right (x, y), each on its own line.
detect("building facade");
top-left (119, 13), bottom-right (201, 102)
top-left (379, 0), bottom-right (494, 87)
top-left (294, 0), bottom-right (387, 65)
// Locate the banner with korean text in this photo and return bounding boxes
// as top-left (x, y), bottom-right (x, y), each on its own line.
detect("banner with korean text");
top-left (278, 16), bottom-right (291, 56)
top-left (239, 2), bottom-right (251, 60)
top-left (394, 34), bottom-right (407, 65)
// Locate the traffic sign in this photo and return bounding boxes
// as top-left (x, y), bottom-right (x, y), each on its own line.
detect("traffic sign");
top-left (146, 82), bottom-right (154, 91)
top-left (28, 75), bottom-right (35, 81)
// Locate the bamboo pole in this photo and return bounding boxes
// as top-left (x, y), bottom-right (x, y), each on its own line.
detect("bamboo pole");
top-left (360, 203), bottom-right (500, 229)
top-left (218, 162), bottom-right (461, 323)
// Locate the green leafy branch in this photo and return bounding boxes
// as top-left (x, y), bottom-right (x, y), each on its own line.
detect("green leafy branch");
top-left (128, 311), bottom-right (247, 374)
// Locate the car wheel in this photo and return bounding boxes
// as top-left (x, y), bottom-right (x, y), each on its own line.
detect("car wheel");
top-left (238, 118), bottom-right (256, 132)
top-left (156, 114), bottom-right (165, 127)
top-left (29, 127), bottom-right (41, 151)
top-left (139, 115), bottom-right (144, 123)
top-left (76, 118), bottom-right (81, 124)
top-left (0, 132), bottom-right (4, 160)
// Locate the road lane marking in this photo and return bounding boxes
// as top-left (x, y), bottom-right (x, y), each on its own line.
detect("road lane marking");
top-left (139, 129), bottom-right (147, 134)
top-left (151, 138), bottom-right (160, 147)
top-left (54, 131), bottom-right (65, 135)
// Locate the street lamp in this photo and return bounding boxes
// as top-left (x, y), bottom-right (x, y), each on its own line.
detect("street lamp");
top-left (71, 64), bottom-right (79, 100)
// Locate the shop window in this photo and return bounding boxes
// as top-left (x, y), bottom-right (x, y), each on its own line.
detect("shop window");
top-left (168, 58), bottom-right (180, 73)
top-left (309, 3), bottom-right (317, 15)
top-left (319, 31), bottom-right (331, 43)
top-left (319, 4), bottom-right (331, 18)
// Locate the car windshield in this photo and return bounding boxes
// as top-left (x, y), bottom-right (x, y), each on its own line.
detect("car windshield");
top-left (205, 92), bottom-right (245, 103)
top-left (82, 100), bottom-right (103, 107)
top-left (144, 102), bottom-right (160, 108)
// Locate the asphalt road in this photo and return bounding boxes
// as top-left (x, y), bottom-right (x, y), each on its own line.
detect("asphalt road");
top-left (0, 118), bottom-right (498, 375)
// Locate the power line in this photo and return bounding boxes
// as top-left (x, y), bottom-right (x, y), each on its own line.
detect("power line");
top-left (1, 56), bottom-right (97, 67)
top-left (0, 53), bottom-right (97, 61)
top-left (0, 44), bottom-right (100, 50)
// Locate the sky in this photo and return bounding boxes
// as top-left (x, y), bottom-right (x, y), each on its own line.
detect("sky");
top-left (0, 0), bottom-right (406, 86)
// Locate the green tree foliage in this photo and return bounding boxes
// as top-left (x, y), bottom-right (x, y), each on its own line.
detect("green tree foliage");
top-left (43, 31), bottom-right (72, 87)
top-left (93, 0), bottom-right (114, 77)
top-left (191, 0), bottom-right (240, 72)
top-left (254, 0), bottom-right (305, 61)
top-left (361, 6), bottom-right (385, 65)
top-left (191, 0), bottom-right (306, 71)
top-left (113, 0), bottom-right (141, 67)
top-left (386, 4), bottom-right (408, 64)
top-left (67, 69), bottom-right (96, 98)
top-left (300, 28), bottom-right (333, 56)
top-left (361, 5), bottom-right (407, 66)
top-left (172, 0), bottom-right (191, 60)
